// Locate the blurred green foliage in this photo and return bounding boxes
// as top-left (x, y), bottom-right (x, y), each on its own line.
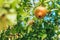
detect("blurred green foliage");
top-left (0, 0), bottom-right (60, 40)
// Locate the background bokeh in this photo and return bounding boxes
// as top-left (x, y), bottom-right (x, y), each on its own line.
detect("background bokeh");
top-left (0, 0), bottom-right (60, 40)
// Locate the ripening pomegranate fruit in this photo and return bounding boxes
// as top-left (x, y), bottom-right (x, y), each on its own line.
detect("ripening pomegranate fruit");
top-left (34, 6), bottom-right (48, 18)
